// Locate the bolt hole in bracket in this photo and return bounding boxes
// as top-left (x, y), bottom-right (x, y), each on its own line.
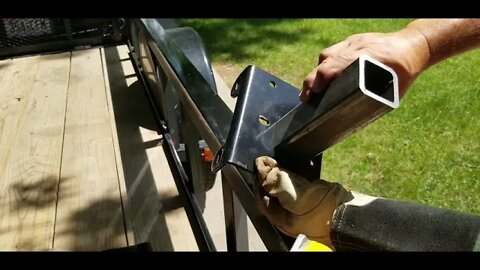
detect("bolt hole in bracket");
top-left (212, 54), bottom-right (399, 184)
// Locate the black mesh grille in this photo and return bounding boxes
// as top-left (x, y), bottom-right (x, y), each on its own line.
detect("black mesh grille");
top-left (0, 18), bottom-right (123, 59)
top-left (0, 18), bottom-right (113, 47)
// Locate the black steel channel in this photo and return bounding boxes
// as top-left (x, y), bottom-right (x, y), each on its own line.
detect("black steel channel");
top-left (221, 173), bottom-right (249, 251)
top-left (180, 104), bottom-right (207, 210)
top-left (261, 57), bottom-right (399, 176)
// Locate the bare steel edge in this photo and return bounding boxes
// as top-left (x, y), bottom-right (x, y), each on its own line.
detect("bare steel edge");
top-left (359, 54), bottom-right (400, 109)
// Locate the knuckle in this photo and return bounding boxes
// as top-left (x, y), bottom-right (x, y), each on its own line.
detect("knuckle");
top-left (319, 50), bottom-right (330, 60)
top-left (303, 76), bottom-right (314, 90)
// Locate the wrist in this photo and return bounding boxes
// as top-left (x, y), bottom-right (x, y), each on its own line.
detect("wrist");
top-left (397, 26), bottom-right (431, 76)
top-left (405, 19), bottom-right (480, 67)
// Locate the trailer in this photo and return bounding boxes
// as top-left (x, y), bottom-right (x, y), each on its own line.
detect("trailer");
top-left (0, 18), bottom-right (400, 251)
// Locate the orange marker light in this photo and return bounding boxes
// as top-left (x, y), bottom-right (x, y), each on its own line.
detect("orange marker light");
top-left (202, 147), bottom-right (214, 162)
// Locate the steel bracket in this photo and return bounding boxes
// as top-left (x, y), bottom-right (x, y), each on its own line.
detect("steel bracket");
top-left (213, 55), bottom-right (399, 181)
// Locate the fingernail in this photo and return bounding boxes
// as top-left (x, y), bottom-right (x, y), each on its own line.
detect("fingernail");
top-left (299, 90), bottom-right (306, 101)
top-left (299, 90), bottom-right (310, 102)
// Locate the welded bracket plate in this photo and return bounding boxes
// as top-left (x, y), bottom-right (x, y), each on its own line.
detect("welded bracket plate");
top-left (211, 65), bottom-right (302, 175)
top-left (212, 55), bottom-right (399, 182)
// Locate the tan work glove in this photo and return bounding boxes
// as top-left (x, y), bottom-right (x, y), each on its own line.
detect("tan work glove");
top-left (255, 156), bottom-right (354, 250)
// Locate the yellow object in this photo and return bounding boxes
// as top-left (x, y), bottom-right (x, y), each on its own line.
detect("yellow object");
top-left (304, 241), bottom-right (332, 252)
top-left (290, 234), bottom-right (333, 252)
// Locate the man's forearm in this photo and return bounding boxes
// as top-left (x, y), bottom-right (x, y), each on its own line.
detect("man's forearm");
top-left (330, 192), bottom-right (480, 251)
top-left (406, 19), bottom-right (480, 69)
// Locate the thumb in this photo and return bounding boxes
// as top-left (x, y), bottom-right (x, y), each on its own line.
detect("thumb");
top-left (253, 177), bottom-right (297, 238)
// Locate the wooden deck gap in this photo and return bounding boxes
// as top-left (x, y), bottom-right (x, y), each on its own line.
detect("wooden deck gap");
top-left (51, 52), bottom-right (72, 249)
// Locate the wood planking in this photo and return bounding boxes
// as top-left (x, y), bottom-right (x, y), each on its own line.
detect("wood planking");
top-left (0, 58), bottom-right (13, 77)
top-left (53, 48), bottom-right (127, 250)
top-left (100, 47), bottom-right (135, 246)
top-left (103, 45), bottom-right (165, 249)
top-left (103, 45), bottom-right (197, 250)
top-left (0, 55), bottom-right (46, 250)
top-left (0, 53), bottom-right (71, 251)
top-left (0, 56), bottom-right (41, 180)
top-left (140, 127), bottom-right (199, 251)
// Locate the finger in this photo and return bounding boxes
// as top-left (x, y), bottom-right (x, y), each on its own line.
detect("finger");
top-left (299, 67), bottom-right (318, 102)
top-left (261, 167), bottom-right (281, 193)
top-left (260, 156), bottom-right (278, 167)
top-left (255, 156), bottom-right (278, 183)
top-left (253, 170), bottom-right (299, 238)
top-left (259, 163), bottom-right (305, 201)
top-left (267, 170), bottom-right (299, 211)
top-left (266, 169), bottom-right (317, 214)
top-left (253, 176), bottom-right (286, 224)
top-left (300, 56), bottom-right (346, 102)
top-left (310, 60), bottom-right (345, 93)
top-left (301, 41), bottom-right (356, 102)
top-left (300, 62), bottom-right (340, 102)
top-left (318, 40), bottom-right (350, 64)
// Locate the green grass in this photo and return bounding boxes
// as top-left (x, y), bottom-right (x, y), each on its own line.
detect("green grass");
top-left (179, 19), bottom-right (480, 215)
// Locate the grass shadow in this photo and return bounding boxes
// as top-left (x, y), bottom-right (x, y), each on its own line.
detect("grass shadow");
top-left (178, 19), bottom-right (317, 63)
top-left (177, 19), bottom-right (340, 88)
top-left (2, 175), bottom-right (69, 250)
top-left (53, 197), bottom-right (127, 251)
top-left (11, 175), bottom-right (69, 210)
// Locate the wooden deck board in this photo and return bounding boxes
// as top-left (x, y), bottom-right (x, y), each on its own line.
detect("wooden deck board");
top-left (140, 128), bottom-right (199, 251)
top-left (0, 56), bottom-right (41, 177)
top-left (100, 47), bottom-right (135, 246)
top-left (0, 45), bottom-right (200, 251)
top-left (0, 55), bottom-right (49, 250)
top-left (103, 45), bottom-right (197, 251)
top-left (0, 53), bottom-right (71, 251)
top-left (53, 49), bottom-right (127, 250)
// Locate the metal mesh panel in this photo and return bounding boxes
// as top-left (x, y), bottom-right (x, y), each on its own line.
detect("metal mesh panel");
top-left (0, 18), bottom-right (110, 48)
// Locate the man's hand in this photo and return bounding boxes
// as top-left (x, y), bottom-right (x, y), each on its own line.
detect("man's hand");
top-left (254, 156), bottom-right (353, 249)
top-left (300, 19), bottom-right (480, 103)
top-left (299, 28), bottom-right (430, 102)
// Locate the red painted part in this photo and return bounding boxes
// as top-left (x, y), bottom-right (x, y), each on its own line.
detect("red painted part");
top-left (201, 147), bottom-right (214, 162)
